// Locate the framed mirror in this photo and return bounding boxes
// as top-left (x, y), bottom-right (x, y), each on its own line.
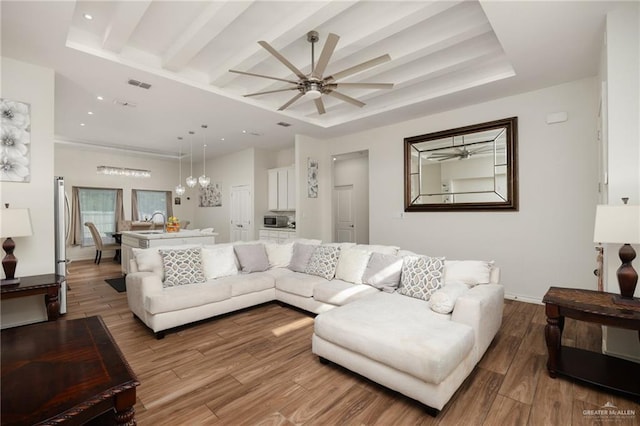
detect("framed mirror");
top-left (404, 117), bottom-right (518, 211)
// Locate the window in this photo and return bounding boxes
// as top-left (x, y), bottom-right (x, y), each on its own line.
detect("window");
top-left (78, 188), bottom-right (118, 246)
top-left (132, 190), bottom-right (172, 223)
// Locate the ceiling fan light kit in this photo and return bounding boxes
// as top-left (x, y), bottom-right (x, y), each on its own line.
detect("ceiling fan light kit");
top-left (229, 31), bottom-right (393, 115)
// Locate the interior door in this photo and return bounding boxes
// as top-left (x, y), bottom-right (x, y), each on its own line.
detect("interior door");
top-left (230, 185), bottom-right (251, 242)
top-left (334, 185), bottom-right (355, 243)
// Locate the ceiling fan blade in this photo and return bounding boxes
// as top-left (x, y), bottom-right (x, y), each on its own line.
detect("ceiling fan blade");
top-left (229, 69), bottom-right (298, 85)
top-left (326, 54), bottom-right (391, 81)
top-left (312, 33), bottom-right (339, 79)
top-left (278, 92), bottom-right (305, 111)
top-left (333, 83), bottom-right (394, 90)
top-left (258, 40), bottom-right (307, 80)
top-left (244, 87), bottom-right (299, 97)
top-left (326, 90), bottom-right (365, 108)
top-left (314, 97), bottom-right (326, 115)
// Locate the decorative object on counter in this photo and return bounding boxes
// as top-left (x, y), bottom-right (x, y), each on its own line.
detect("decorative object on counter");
top-left (0, 98), bottom-right (31, 183)
top-left (175, 137), bottom-right (185, 196)
top-left (307, 158), bottom-right (318, 198)
top-left (186, 131), bottom-right (197, 188)
top-left (0, 205), bottom-right (33, 285)
top-left (97, 166), bottom-right (151, 178)
top-left (593, 197), bottom-right (640, 307)
top-left (166, 216), bottom-right (180, 233)
top-left (199, 182), bottom-right (222, 207)
top-left (198, 125), bottom-right (211, 188)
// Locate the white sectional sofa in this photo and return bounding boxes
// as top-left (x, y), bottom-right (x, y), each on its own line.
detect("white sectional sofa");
top-left (125, 240), bottom-right (503, 413)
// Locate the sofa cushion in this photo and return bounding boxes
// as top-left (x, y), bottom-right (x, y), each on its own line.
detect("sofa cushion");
top-left (275, 271), bottom-right (329, 297)
top-left (144, 280), bottom-right (232, 314)
top-left (444, 260), bottom-right (495, 286)
top-left (335, 248), bottom-right (371, 284)
top-left (288, 243), bottom-right (317, 272)
top-left (355, 244), bottom-right (400, 255)
top-left (362, 253), bottom-right (403, 292)
top-left (216, 271), bottom-right (275, 297)
top-left (313, 279), bottom-right (379, 306)
top-left (305, 245), bottom-right (341, 280)
top-left (159, 248), bottom-right (206, 287)
top-left (314, 292), bottom-right (474, 385)
top-left (429, 281), bottom-right (470, 314)
top-left (201, 245), bottom-right (238, 279)
top-left (234, 243), bottom-right (270, 273)
top-left (265, 242), bottom-right (294, 268)
top-left (398, 255), bottom-right (445, 301)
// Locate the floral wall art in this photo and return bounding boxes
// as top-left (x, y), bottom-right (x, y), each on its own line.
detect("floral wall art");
top-left (307, 158), bottom-right (318, 198)
top-left (1, 98), bottom-right (31, 182)
top-left (199, 182), bottom-right (222, 207)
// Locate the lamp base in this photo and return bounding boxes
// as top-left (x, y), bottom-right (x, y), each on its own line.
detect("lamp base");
top-left (1, 277), bottom-right (21, 286)
top-left (612, 295), bottom-right (640, 308)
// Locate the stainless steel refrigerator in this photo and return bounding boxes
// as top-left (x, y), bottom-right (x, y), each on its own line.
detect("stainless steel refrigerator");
top-left (54, 176), bottom-right (69, 314)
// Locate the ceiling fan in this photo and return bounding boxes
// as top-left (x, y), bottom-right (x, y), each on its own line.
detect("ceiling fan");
top-left (229, 31), bottom-right (394, 115)
top-left (428, 142), bottom-right (501, 162)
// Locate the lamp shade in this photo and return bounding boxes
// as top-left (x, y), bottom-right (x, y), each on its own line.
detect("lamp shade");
top-left (593, 205), bottom-right (640, 244)
top-left (0, 208), bottom-right (33, 238)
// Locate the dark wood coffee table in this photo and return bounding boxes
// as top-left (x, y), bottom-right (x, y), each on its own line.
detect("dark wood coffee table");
top-left (1, 316), bottom-right (139, 425)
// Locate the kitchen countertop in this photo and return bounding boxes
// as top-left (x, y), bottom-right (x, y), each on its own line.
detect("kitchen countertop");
top-left (260, 228), bottom-right (296, 232)
top-left (121, 230), bottom-right (219, 240)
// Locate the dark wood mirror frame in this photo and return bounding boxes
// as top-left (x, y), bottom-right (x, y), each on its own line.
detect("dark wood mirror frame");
top-left (404, 117), bottom-right (518, 212)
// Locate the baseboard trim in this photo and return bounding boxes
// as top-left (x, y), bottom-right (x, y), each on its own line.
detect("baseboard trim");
top-left (504, 293), bottom-right (543, 305)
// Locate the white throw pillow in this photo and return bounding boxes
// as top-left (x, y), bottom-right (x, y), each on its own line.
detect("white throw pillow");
top-left (201, 245), bottom-right (238, 279)
top-left (335, 248), bottom-right (372, 284)
top-left (265, 242), bottom-right (294, 268)
top-left (429, 281), bottom-right (469, 314)
top-left (444, 260), bottom-right (494, 286)
top-left (355, 244), bottom-right (399, 255)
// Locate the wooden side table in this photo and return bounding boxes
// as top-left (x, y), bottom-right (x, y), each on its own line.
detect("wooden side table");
top-left (1, 316), bottom-right (139, 425)
top-left (0, 274), bottom-right (62, 321)
top-left (543, 287), bottom-right (640, 400)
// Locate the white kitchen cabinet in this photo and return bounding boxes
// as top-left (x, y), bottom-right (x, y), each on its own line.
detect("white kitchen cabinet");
top-left (258, 229), bottom-right (296, 243)
top-left (268, 166), bottom-right (295, 211)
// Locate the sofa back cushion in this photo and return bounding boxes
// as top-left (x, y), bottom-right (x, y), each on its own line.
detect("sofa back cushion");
top-left (335, 248), bottom-right (371, 284)
top-left (355, 244), bottom-right (399, 255)
top-left (159, 247), bottom-right (206, 287)
top-left (288, 243), bottom-right (317, 272)
top-left (201, 244), bottom-right (238, 279)
top-left (265, 242), bottom-right (294, 268)
top-left (444, 260), bottom-right (495, 286)
top-left (234, 243), bottom-right (270, 273)
top-left (398, 255), bottom-right (445, 301)
top-left (305, 245), bottom-right (341, 280)
top-left (362, 253), bottom-right (403, 292)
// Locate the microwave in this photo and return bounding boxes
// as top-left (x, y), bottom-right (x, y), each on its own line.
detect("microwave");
top-left (264, 215), bottom-right (289, 228)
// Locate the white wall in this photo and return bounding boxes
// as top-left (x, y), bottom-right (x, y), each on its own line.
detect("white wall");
top-left (54, 143), bottom-right (192, 260)
top-left (333, 154), bottom-right (369, 244)
top-left (0, 57), bottom-right (55, 326)
top-left (296, 77), bottom-right (600, 303)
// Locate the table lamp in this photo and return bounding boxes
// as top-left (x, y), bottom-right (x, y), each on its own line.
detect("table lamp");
top-left (593, 200), bottom-right (640, 307)
top-left (0, 206), bottom-right (33, 285)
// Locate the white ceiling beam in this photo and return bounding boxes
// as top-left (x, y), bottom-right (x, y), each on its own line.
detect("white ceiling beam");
top-left (209, 1), bottom-right (360, 85)
top-left (162, 1), bottom-right (254, 72)
top-left (102, 1), bottom-right (151, 53)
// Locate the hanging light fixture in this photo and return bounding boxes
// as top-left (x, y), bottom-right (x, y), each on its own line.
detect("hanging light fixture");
top-left (185, 131), bottom-right (197, 188)
top-left (175, 137), bottom-right (186, 196)
top-left (198, 124), bottom-right (211, 187)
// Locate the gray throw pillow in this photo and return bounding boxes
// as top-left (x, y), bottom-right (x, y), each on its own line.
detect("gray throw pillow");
top-left (398, 255), bottom-right (445, 301)
top-left (233, 243), bottom-right (270, 273)
top-left (305, 245), bottom-right (341, 280)
top-left (362, 252), bottom-right (403, 292)
top-left (159, 248), bottom-right (206, 287)
top-left (288, 243), bottom-right (317, 272)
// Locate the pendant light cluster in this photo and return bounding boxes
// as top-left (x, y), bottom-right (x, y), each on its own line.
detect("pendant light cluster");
top-left (176, 125), bottom-right (210, 195)
top-left (198, 124), bottom-right (210, 188)
top-left (175, 137), bottom-right (186, 196)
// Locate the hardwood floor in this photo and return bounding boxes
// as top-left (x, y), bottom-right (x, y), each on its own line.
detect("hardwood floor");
top-left (63, 260), bottom-right (640, 425)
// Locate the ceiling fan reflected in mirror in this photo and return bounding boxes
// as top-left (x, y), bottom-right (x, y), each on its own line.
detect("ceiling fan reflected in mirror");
top-left (229, 31), bottom-right (394, 115)
top-left (427, 140), bottom-right (504, 162)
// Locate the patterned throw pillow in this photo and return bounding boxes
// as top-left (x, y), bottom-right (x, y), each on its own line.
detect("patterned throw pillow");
top-left (159, 248), bottom-right (206, 288)
top-left (398, 255), bottom-right (445, 301)
top-left (305, 245), bottom-right (341, 280)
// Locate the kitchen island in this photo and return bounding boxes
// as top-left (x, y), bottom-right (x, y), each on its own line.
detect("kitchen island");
top-left (120, 230), bottom-right (218, 274)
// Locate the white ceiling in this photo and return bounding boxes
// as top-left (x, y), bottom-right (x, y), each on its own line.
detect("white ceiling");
top-left (0, 1), bottom-right (623, 160)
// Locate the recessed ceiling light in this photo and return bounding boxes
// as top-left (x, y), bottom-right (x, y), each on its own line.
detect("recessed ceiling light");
top-left (80, 123), bottom-right (86, 126)
top-left (88, 111), bottom-right (94, 115)
top-left (83, 13), bottom-right (93, 20)
top-left (242, 130), bottom-right (247, 134)
top-left (96, 96), bottom-right (104, 101)
top-left (220, 138), bottom-right (225, 141)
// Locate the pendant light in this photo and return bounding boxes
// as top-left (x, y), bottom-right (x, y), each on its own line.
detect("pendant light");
top-left (198, 124), bottom-right (211, 187)
top-left (175, 137), bottom-right (186, 196)
top-left (185, 131), bottom-right (197, 188)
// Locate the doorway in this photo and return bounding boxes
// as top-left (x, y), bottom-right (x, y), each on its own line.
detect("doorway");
top-left (230, 184), bottom-right (251, 242)
top-left (332, 151), bottom-right (369, 244)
